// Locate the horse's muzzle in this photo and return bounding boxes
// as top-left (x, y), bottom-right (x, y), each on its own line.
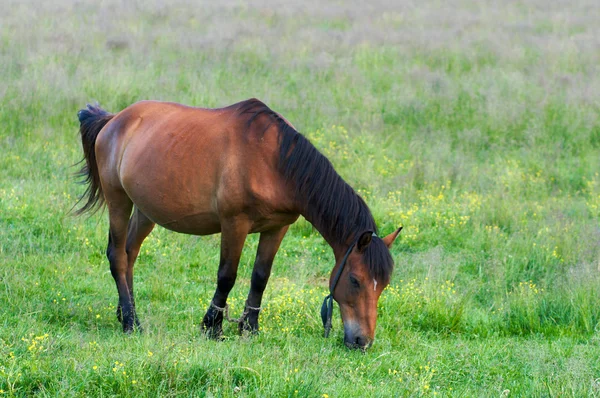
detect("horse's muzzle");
top-left (343, 321), bottom-right (373, 350)
top-left (344, 334), bottom-right (373, 350)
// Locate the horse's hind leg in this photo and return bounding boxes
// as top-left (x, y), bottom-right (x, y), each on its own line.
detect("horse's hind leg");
top-left (119, 208), bottom-right (155, 330)
top-left (105, 191), bottom-right (135, 332)
top-left (239, 226), bottom-right (289, 334)
top-left (202, 217), bottom-right (250, 339)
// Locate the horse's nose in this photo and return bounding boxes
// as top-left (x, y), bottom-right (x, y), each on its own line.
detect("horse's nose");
top-left (344, 332), bottom-right (373, 350)
top-left (355, 335), bottom-right (369, 348)
top-left (343, 319), bottom-right (374, 349)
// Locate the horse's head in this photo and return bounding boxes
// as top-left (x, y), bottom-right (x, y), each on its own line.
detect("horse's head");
top-left (326, 228), bottom-right (401, 350)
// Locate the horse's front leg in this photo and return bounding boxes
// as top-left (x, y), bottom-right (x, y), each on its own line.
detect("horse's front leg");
top-left (202, 217), bottom-right (250, 339)
top-left (239, 226), bottom-right (289, 335)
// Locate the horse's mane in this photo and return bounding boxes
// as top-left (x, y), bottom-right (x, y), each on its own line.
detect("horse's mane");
top-left (236, 98), bottom-right (393, 282)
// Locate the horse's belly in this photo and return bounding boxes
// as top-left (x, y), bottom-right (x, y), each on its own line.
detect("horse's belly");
top-left (134, 199), bottom-right (221, 235)
top-left (124, 183), bottom-right (221, 235)
top-left (159, 212), bottom-right (222, 235)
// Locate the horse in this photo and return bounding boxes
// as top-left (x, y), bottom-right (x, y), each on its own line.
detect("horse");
top-left (75, 98), bottom-right (401, 350)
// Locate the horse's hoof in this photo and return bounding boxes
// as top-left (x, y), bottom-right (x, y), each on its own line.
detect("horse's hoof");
top-left (238, 310), bottom-right (260, 335)
top-left (122, 325), bottom-right (142, 334)
top-left (119, 309), bottom-right (138, 334)
top-left (238, 320), bottom-right (259, 335)
top-left (202, 308), bottom-right (224, 340)
top-left (123, 324), bottom-right (134, 334)
top-left (201, 317), bottom-right (223, 340)
top-left (202, 324), bottom-right (223, 340)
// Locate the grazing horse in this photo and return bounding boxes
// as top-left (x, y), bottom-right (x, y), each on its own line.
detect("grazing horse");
top-left (76, 99), bottom-right (401, 350)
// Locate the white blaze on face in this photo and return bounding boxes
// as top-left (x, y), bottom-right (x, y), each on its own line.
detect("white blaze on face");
top-left (373, 279), bottom-right (378, 291)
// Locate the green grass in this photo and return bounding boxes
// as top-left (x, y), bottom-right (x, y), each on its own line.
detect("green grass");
top-left (2, 0), bottom-right (600, 396)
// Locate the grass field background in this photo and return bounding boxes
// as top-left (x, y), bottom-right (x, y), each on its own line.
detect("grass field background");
top-left (2, 0), bottom-right (600, 396)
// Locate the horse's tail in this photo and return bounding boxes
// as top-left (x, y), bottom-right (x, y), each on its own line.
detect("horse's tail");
top-left (75, 104), bottom-right (114, 215)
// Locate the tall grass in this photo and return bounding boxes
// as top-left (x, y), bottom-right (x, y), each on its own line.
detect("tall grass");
top-left (2, 0), bottom-right (600, 396)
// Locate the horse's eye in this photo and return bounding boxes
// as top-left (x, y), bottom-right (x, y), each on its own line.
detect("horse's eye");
top-left (349, 275), bottom-right (360, 288)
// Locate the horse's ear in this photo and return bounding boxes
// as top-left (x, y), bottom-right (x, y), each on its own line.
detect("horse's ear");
top-left (382, 227), bottom-right (402, 248)
top-left (356, 231), bottom-right (373, 252)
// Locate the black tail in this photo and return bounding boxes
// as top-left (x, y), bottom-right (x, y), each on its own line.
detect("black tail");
top-left (75, 104), bottom-right (114, 215)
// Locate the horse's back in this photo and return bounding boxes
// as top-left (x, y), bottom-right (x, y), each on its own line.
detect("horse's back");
top-left (95, 100), bottom-right (294, 234)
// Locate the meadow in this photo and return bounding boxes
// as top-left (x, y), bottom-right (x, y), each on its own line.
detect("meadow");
top-left (2, 0), bottom-right (600, 396)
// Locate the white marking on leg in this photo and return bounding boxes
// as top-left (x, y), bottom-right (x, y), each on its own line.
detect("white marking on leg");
top-left (373, 279), bottom-right (378, 291)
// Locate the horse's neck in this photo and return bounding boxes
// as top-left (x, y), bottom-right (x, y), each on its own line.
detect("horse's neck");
top-left (277, 126), bottom-right (372, 256)
top-left (297, 201), bottom-right (355, 258)
top-left (303, 213), bottom-right (344, 254)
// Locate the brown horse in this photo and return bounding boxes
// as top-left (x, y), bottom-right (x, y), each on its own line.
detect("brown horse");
top-left (76, 99), bottom-right (401, 350)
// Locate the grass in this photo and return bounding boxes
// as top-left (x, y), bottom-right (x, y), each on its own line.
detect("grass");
top-left (2, 0), bottom-right (600, 396)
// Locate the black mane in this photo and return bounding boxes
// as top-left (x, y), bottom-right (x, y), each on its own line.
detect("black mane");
top-left (236, 99), bottom-right (393, 282)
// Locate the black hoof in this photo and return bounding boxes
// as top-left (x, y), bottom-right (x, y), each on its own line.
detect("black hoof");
top-left (238, 308), bottom-right (260, 335)
top-left (117, 305), bottom-right (140, 334)
top-left (202, 321), bottom-right (223, 340)
top-left (122, 316), bottom-right (136, 333)
top-left (202, 307), bottom-right (224, 340)
top-left (123, 318), bottom-right (143, 334)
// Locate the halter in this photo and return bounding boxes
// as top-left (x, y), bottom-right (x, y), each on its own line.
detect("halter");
top-left (320, 231), bottom-right (376, 337)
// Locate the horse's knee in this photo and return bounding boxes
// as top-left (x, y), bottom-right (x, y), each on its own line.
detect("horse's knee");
top-left (106, 238), bottom-right (115, 263)
top-left (251, 268), bottom-right (269, 293)
top-left (107, 238), bottom-right (129, 277)
top-left (216, 269), bottom-right (236, 293)
top-left (106, 242), bottom-right (121, 278)
top-left (108, 257), bottom-right (122, 279)
top-left (125, 245), bottom-right (140, 261)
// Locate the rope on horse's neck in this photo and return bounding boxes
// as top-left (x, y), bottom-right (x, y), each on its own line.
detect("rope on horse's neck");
top-left (210, 300), bottom-right (261, 324)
